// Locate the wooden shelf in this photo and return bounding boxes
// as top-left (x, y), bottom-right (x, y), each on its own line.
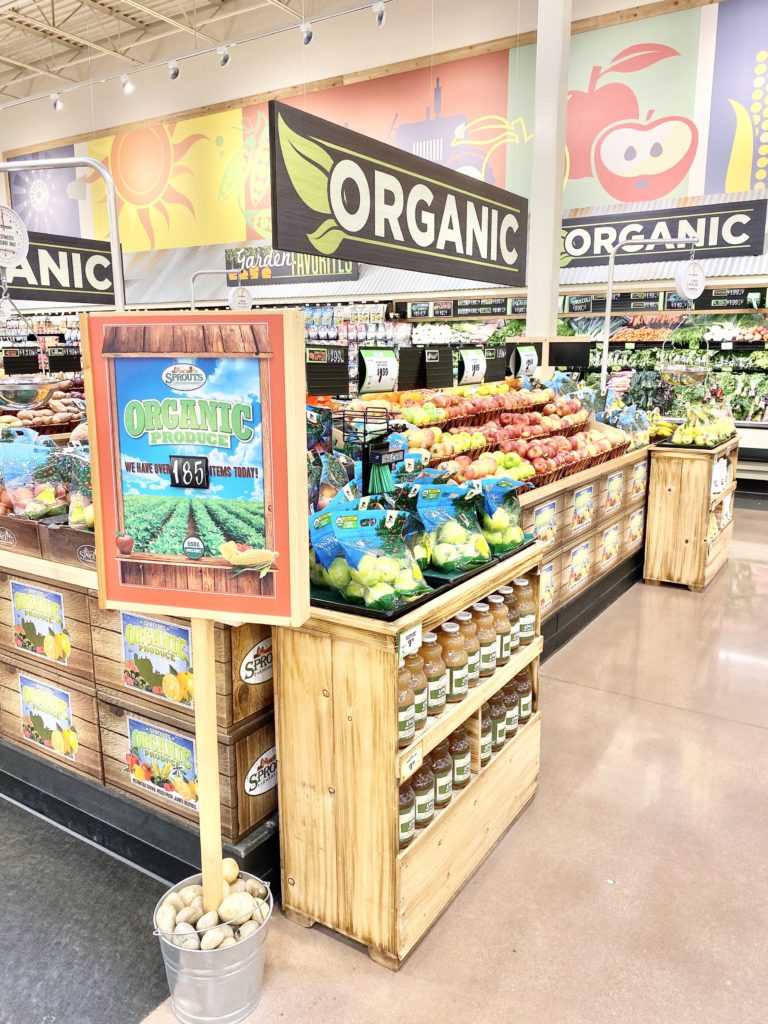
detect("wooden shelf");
top-left (709, 480), bottom-right (737, 510)
top-left (397, 638), bottom-right (542, 781)
top-left (0, 549), bottom-right (96, 589)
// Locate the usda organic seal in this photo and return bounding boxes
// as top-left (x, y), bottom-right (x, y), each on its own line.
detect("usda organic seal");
top-left (183, 536), bottom-right (205, 560)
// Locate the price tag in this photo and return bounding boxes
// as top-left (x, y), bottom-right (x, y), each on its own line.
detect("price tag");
top-left (402, 748), bottom-right (422, 778)
top-left (624, 342), bottom-right (636, 350)
top-left (458, 347), bottom-right (486, 385)
top-left (721, 340), bottom-right (734, 350)
top-left (359, 347), bottom-right (398, 393)
top-left (398, 623), bottom-right (423, 661)
top-left (169, 455), bottom-right (210, 489)
top-left (517, 345), bottom-right (539, 376)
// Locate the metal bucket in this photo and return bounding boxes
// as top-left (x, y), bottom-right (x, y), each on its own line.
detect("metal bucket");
top-left (153, 872), bottom-right (273, 1024)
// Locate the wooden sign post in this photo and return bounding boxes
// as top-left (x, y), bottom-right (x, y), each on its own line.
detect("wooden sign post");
top-left (82, 310), bottom-right (309, 908)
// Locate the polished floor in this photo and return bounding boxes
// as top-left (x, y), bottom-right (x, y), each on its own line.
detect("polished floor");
top-left (141, 507), bottom-right (768, 1024)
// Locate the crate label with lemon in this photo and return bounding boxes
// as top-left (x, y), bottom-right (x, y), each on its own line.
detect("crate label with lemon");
top-left (571, 486), bottom-right (595, 533)
top-left (120, 612), bottom-right (193, 708)
top-left (10, 582), bottom-right (70, 665)
top-left (19, 674), bottom-right (78, 760)
top-left (125, 715), bottom-right (198, 809)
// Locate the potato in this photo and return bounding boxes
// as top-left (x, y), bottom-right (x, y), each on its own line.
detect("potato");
top-left (221, 857), bottom-right (240, 884)
top-left (155, 902), bottom-right (177, 934)
top-left (200, 924), bottom-right (234, 951)
top-left (177, 904), bottom-right (203, 926)
top-left (49, 400), bottom-right (66, 413)
top-left (229, 879), bottom-right (247, 895)
top-left (162, 892), bottom-right (185, 914)
top-left (236, 919), bottom-right (262, 941)
top-left (221, 880), bottom-right (230, 899)
top-left (245, 879), bottom-right (268, 901)
top-left (172, 922), bottom-right (200, 950)
top-left (217, 892), bottom-right (254, 926)
top-left (177, 884), bottom-right (204, 906)
top-left (251, 899), bottom-right (270, 925)
top-left (196, 911), bottom-right (220, 933)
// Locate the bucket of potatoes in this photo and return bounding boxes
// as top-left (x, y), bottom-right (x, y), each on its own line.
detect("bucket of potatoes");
top-left (153, 857), bottom-right (272, 1024)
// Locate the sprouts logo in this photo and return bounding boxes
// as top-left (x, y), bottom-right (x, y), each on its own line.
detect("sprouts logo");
top-left (76, 544), bottom-right (97, 566)
top-left (161, 363), bottom-right (207, 392)
top-left (244, 745), bottom-right (277, 796)
top-left (0, 527), bottom-right (17, 548)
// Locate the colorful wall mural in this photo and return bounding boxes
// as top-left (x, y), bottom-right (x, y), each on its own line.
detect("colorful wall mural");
top-left (5, 0), bottom-right (767, 254)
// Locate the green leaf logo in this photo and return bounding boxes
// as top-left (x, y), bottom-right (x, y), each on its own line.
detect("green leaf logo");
top-left (308, 219), bottom-right (346, 255)
top-left (278, 113), bottom-right (332, 215)
top-left (559, 227), bottom-right (572, 268)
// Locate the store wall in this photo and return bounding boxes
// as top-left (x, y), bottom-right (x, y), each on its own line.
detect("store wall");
top-left (5, 0), bottom-right (763, 255)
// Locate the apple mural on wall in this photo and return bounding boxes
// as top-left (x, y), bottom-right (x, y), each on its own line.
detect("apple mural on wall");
top-left (593, 113), bottom-right (699, 202)
top-left (567, 67), bottom-right (639, 179)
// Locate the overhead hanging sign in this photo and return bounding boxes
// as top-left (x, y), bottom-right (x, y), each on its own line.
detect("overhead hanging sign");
top-left (269, 100), bottom-right (528, 287)
top-left (674, 260), bottom-right (707, 300)
top-left (0, 205), bottom-right (29, 268)
top-left (560, 199), bottom-right (767, 268)
top-left (5, 231), bottom-right (116, 304)
top-left (225, 244), bottom-right (358, 286)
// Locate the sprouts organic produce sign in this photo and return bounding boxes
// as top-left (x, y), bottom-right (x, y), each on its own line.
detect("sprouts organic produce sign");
top-left (19, 674), bottom-right (78, 759)
top-left (121, 612), bottom-right (193, 708)
top-left (125, 715), bottom-right (198, 808)
top-left (83, 312), bottom-right (309, 624)
top-left (10, 582), bottom-right (70, 665)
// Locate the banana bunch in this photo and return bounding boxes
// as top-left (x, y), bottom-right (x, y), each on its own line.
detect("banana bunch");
top-left (648, 410), bottom-right (675, 440)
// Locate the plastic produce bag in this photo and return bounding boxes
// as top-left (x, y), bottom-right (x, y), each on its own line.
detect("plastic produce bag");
top-left (0, 431), bottom-right (68, 519)
top-left (308, 483), bottom-right (360, 591)
top-left (416, 482), bottom-right (492, 573)
top-left (479, 479), bottom-right (525, 554)
top-left (67, 446), bottom-right (94, 531)
top-left (332, 508), bottom-right (431, 610)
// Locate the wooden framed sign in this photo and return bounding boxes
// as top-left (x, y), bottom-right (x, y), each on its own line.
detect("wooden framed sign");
top-left (81, 311), bottom-right (309, 626)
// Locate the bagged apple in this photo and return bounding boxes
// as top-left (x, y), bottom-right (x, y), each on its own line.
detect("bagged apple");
top-left (416, 482), bottom-right (492, 574)
top-left (479, 478), bottom-right (525, 554)
top-left (332, 508), bottom-right (431, 611)
top-left (308, 483), bottom-right (361, 595)
top-left (0, 430), bottom-right (68, 519)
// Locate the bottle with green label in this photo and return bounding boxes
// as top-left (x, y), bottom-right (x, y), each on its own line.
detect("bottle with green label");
top-left (514, 666), bottom-right (533, 724)
top-left (471, 602), bottom-right (497, 678)
top-left (397, 666), bottom-right (416, 749)
top-left (438, 622), bottom-right (469, 702)
top-left (489, 694), bottom-right (507, 751)
top-left (501, 682), bottom-right (519, 740)
top-left (498, 586), bottom-right (520, 654)
top-left (404, 651), bottom-right (428, 732)
top-left (419, 632), bottom-right (447, 717)
top-left (454, 610), bottom-right (480, 686)
top-left (513, 577), bottom-right (536, 644)
top-left (411, 763), bottom-right (435, 829)
top-left (449, 725), bottom-right (472, 789)
top-left (480, 704), bottom-right (493, 766)
top-left (487, 594), bottom-right (512, 666)
top-left (399, 782), bottom-right (416, 849)
top-left (431, 741), bottom-right (453, 809)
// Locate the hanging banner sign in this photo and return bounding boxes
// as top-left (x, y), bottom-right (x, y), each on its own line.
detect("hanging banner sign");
top-left (269, 100), bottom-right (528, 286)
top-left (560, 200), bottom-right (767, 268)
top-left (5, 231), bottom-right (116, 304)
top-left (674, 260), bottom-right (707, 300)
top-left (225, 244), bottom-right (358, 286)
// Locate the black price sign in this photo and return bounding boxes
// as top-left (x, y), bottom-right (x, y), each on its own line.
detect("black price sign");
top-left (508, 296), bottom-right (527, 314)
top-left (567, 295), bottom-right (593, 314)
top-left (169, 455), bottom-right (210, 490)
top-left (664, 291), bottom-right (690, 310)
top-left (424, 347), bottom-right (453, 389)
top-left (484, 345), bottom-right (507, 382)
top-left (305, 345), bottom-right (350, 395)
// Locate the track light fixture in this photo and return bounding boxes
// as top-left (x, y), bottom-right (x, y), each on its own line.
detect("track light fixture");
top-left (51, 92), bottom-right (63, 111)
top-left (168, 61), bottom-right (180, 80)
top-left (372, 2), bottom-right (385, 27)
top-left (300, 21), bottom-right (313, 45)
top-left (120, 74), bottom-right (135, 94)
top-left (217, 46), bottom-right (231, 67)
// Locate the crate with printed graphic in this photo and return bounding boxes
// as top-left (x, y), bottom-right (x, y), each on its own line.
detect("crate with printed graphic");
top-left (0, 654), bottom-right (103, 781)
top-left (0, 570), bottom-right (94, 684)
top-left (88, 601), bottom-right (272, 730)
top-left (96, 690), bottom-right (276, 841)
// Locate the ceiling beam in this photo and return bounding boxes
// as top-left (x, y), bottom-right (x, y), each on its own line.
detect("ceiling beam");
top-left (263, 0), bottom-right (302, 20)
top-left (0, 9), bottom-right (140, 62)
top-left (84, 0), bottom-right (149, 31)
top-left (0, 52), bottom-right (72, 83)
top-left (117, 0), bottom-right (218, 43)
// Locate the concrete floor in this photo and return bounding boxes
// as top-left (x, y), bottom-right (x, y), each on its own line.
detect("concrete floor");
top-left (135, 507), bottom-right (762, 1023)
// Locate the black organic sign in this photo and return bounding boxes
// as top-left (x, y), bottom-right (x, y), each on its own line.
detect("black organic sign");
top-left (5, 231), bottom-right (116, 304)
top-left (561, 200), bottom-right (767, 268)
top-left (269, 101), bottom-right (528, 286)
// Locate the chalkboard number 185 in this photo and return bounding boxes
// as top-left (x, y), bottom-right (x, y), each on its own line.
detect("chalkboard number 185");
top-left (169, 455), bottom-right (210, 490)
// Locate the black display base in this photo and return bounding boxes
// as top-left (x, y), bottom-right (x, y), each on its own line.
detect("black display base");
top-left (0, 738), bottom-right (280, 891)
top-left (541, 550), bottom-right (644, 660)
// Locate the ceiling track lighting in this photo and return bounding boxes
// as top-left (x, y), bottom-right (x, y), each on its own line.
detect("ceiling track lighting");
top-left (120, 74), bottom-right (135, 95)
top-left (51, 92), bottom-right (63, 111)
top-left (168, 61), bottom-right (180, 80)
top-left (300, 21), bottom-right (313, 46)
top-left (217, 46), bottom-right (231, 67)
top-left (373, 2), bottom-right (385, 27)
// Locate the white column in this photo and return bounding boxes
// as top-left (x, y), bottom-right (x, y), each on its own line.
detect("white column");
top-left (526, 0), bottom-right (572, 352)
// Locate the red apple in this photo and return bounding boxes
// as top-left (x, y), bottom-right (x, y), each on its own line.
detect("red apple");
top-left (116, 533), bottom-right (134, 555)
top-left (532, 457), bottom-right (548, 473)
top-left (566, 64), bottom-right (640, 179)
top-left (593, 112), bottom-right (698, 202)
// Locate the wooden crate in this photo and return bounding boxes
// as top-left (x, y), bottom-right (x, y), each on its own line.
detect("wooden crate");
top-left (0, 569), bottom-right (95, 683)
top-left (0, 515), bottom-right (42, 557)
top-left (625, 506), bottom-right (646, 552)
top-left (563, 479), bottom-right (600, 538)
top-left (274, 544), bottom-right (545, 969)
top-left (97, 690), bottom-right (277, 842)
top-left (89, 601), bottom-right (273, 731)
top-left (0, 654), bottom-right (103, 782)
top-left (39, 523), bottom-right (97, 571)
top-left (644, 437), bottom-right (737, 590)
top-left (595, 517), bottom-right (625, 577)
top-left (521, 492), bottom-right (565, 551)
top-left (539, 551), bottom-right (562, 619)
top-left (560, 532), bottom-right (596, 600)
top-left (599, 466), bottom-right (626, 517)
top-left (627, 456), bottom-right (649, 503)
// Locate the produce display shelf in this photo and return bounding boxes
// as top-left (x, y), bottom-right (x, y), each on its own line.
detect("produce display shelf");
top-left (710, 480), bottom-right (737, 510)
top-left (397, 711), bottom-right (541, 862)
top-left (0, 548), bottom-right (95, 589)
top-left (517, 447), bottom-right (648, 508)
top-left (397, 637), bottom-right (542, 782)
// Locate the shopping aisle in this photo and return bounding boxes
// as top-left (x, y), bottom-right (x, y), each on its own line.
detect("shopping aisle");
top-left (136, 505), bottom-right (767, 1024)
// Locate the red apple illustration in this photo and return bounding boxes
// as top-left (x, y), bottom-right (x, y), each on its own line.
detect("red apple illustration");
top-left (567, 68), bottom-right (639, 179)
top-left (565, 42), bottom-right (681, 181)
top-left (116, 532), bottom-right (134, 555)
top-left (592, 112), bottom-right (698, 201)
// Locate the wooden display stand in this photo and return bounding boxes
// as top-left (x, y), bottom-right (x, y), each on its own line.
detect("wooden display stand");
top-left (644, 436), bottom-right (739, 592)
top-left (274, 543), bottom-right (545, 970)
